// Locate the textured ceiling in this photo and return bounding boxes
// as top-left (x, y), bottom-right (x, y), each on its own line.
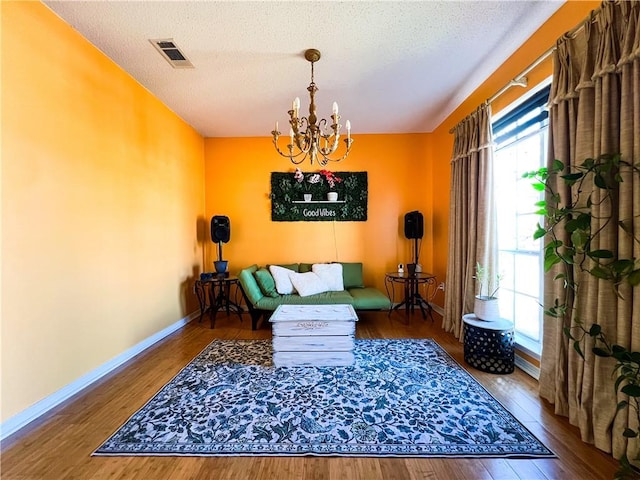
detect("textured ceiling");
top-left (44, 1), bottom-right (563, 138)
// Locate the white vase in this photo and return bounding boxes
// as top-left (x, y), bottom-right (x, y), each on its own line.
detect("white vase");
top-left (473, 295), bottom-right (500, 321)
top-left (303, 193), bottom-right (312, 202)
top-left (327, 191), bottom-right (338, 202)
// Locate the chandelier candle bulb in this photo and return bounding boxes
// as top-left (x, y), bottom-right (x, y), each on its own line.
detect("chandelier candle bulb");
top-left (333, 102), bottom-right (338, 114)
top-left (293, 97), bottom-right (300, 117)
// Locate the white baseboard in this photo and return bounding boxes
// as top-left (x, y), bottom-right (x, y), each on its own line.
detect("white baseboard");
top-left (0, 312), bottom-right (198, 441)
top-left (515, 354), bottom-right (541, 380)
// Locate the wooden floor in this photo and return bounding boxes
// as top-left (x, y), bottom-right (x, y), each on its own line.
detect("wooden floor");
top-left (1, 310), bottom-right (619, 480)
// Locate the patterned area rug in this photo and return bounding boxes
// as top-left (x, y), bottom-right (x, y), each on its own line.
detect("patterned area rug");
top-left (94, 339), bottom-right (554, 457)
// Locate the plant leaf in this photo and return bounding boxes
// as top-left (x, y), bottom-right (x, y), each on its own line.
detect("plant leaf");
top-left (590, 266), bottom-right (612, 280)
top-left (544, 253), bottom-right (562, 272)
top-left (552, 159), bottom-right (564, 172)
top-left (621, 384), bottom-right (640, 398)
top-left (589, 324), bottom-right (602, 336)
top-left (533, 224), bottom-right (546, 240)
top-left (593, 347), bottom-right (611, 357)
top-left (545, 239), bottom-right (562, 251)
top-left (571, 230), bottom-right (588, 250)
top-left (594, 173), bottom-right (607, 189)
top-left (611, 259), bottom-right (634, 274)
top-left (563, 326), bottom-right (576, 340)
top-left (580, 157), bottom-right (595, 168)
top-left (587, 250), bottom-right (615, 259)
top-left (565, 219), bottom-right (581, 233)
top-left (573, 340), bottom-right (585, 359)
top-left (628, 269), bottom-right (640, 286)
top-left (616, 400), bottom-right (629, 411)
top-left (561, 172), bottom-right (584, 184)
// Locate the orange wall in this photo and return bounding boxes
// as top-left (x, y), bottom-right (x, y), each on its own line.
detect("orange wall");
top-left (429, 0), bottom-right (600, 301)
top-left (1, 2), bottom-right (205, 422)
top-left (204, 134), bottom-right (432, 292)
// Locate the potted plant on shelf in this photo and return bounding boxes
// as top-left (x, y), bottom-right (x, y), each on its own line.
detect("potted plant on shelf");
top-left (293, 168), bottom-right (314, 202)
top-left (473, 262), bottom-right (502, 321)
top-left (524, 153), bottom-right (640, 478)
top-left (320, 169), bottom-right (342, 201)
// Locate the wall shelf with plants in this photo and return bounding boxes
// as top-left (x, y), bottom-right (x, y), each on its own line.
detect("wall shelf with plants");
top-left (270, 169), bottom-right (367, 222)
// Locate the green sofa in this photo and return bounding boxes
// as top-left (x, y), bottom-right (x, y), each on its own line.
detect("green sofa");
top-left (237, 262), bottom-right (391, 330)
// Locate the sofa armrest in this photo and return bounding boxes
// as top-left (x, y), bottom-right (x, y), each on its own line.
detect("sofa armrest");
top-left (238, 265), bottom-right (264, 306)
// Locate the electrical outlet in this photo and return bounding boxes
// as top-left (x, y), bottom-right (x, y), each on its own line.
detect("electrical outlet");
top-left (438, 282), bottom-right (445, 291)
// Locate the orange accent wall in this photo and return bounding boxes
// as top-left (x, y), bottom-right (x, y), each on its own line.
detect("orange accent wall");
top-left (204, 134), bottom-right (433, 292)
top-left (1, 2), bottom-right (205, 422)
top-left (429, 0), bottom-right (600, 307)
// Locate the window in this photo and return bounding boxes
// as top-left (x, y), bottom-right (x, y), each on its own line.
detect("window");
top-left (492, 83), bottom-right (550, 356)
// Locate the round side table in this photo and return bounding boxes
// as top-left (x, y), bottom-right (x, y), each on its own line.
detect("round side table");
top-left (462, 314), bottom-right (515, 374)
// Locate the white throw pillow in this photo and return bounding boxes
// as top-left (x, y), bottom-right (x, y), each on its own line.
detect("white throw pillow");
top-left (269, 265), bottom-right (297, 295)
top-left (312, 263), bottom-right (344, 291)
top-left (288, 271), bottom-right (329, 297)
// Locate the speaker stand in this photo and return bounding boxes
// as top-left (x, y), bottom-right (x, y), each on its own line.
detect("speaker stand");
top-left (210, 278), bottom-right (243, 323)
top-left (405, 284), bottom-right (433, 321)
top-left (399, 237), bottom-right (433, 321)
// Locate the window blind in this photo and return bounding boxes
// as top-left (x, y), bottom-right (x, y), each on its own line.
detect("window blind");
top-left (493, 84), bottom-right (550, 147)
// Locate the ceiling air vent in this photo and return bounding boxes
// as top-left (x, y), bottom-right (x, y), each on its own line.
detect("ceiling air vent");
top-left (149, 38), bottom-right (194, 69)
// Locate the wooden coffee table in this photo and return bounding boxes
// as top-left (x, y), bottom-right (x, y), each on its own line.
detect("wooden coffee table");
top-left (269, 304), bottom-right (358, 367)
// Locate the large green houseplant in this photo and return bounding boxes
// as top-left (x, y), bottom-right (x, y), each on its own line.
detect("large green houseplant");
top-left (524, 153), bottom-right (640, 478)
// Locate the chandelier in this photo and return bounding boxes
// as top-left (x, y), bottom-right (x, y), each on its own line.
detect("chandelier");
top-left (271, 49), bottom-right (353, 167)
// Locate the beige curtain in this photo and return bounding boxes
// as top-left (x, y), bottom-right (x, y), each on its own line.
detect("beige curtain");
top-left (539, 0), bottom-right (640, 460)
top-left (443, 104), bottom-right (497, 338)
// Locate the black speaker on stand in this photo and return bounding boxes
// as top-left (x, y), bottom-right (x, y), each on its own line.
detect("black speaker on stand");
top-left (404, 211), bottom-right (424, 269)
top-left (211, 215), bottom-right (230, 273)
top-left (397, 211), bottom-right (432, 320)
top-left (404, 210), bottom-right (424, 240)
top-left (204, 215), bottom-right (243, 321)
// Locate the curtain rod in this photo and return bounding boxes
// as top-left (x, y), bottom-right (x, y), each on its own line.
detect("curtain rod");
top-left (449, 7), bottom-right (598, 134)
top-left (485, 10), bottom-right (595, 106)
top-left (487, 5), bottom-right (600, 105)
top-left (485, 48), bottom-right (553, 104)
top-left (446, 46), bottom-right (551, 134)
top-left (448, 48), bottom-right (553, 133)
